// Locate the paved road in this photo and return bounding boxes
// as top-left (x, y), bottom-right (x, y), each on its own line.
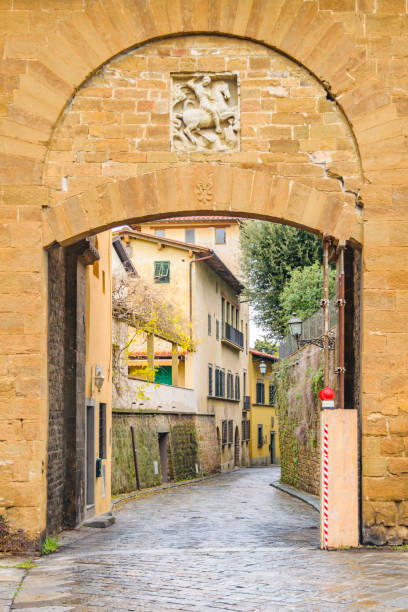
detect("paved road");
top-left (3, 467), bottom-right (408, 610)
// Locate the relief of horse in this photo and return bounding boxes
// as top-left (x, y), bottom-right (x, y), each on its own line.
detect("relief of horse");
top-left (173, 81), bottom-right (238, 147)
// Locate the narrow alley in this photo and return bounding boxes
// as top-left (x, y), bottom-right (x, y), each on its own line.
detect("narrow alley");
top-left (3, 468), bottom-right (408, 611)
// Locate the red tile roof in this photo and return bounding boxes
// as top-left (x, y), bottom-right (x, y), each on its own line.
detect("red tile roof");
top-left (249, 349), bottom-right (279, 361)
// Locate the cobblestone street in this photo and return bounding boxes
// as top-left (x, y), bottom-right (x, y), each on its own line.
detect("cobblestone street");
top-left (3, 467), bottom-right (408, 611)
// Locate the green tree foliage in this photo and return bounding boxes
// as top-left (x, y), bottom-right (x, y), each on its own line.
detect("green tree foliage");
top-left (240, 221), bottom-right (323, 338)
top-left (279, 262), bottom-right (336, 329)
top-left (254, 338), bottom-right (278, 355)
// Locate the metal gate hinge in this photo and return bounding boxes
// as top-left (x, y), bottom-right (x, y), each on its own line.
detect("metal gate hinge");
top-left (335, 299), bottom-right (346, 307)
top-left (334, 366), bottom-right (346, 374)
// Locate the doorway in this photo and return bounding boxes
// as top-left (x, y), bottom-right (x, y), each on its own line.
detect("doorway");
top-left (86, 405), bottom-right (95, 507)
top-left (270, 432), bottom-right (275, 465)
top-left (158, 433), bottom-right (169, 482)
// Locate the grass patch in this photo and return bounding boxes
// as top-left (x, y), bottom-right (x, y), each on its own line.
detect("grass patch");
top-left (15, 559), bottom-right (36, 569)
top-left (41, 535), bottom-right (59, 555)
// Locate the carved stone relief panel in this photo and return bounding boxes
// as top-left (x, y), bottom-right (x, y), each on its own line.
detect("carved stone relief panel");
top-left (171, 73), bottom-right (240, 153)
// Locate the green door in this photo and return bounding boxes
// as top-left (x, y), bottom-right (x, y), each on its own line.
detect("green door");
top-left (154, 366), bottom-right (172, 385)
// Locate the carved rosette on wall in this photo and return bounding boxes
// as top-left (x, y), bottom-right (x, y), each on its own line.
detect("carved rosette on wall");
top-left (171, 73), bottom-right (240, 153)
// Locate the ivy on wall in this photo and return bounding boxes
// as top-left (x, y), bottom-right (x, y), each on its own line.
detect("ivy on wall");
top-left (274, 346), bottom-right (326, 496)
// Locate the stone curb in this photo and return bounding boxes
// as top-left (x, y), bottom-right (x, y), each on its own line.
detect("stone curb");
top-left (270, 482), bottom-right (320, 512)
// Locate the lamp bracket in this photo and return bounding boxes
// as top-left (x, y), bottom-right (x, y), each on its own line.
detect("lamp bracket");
top-left (299, 335), bottom-right (335, 351)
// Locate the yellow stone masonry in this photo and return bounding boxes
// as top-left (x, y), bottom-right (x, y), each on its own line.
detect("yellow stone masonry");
top-left (0, 0), bottom-right (407, 546)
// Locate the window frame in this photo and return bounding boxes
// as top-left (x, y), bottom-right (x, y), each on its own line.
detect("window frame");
top-left (153, 260), bottom-right (170, 283)
top-left (256, 380), bottom-right (265, 405)
top-left (185, 228), bottom-right (195, 243)
top-left (215, 227), bottom-right (226, 244)
top-left (257, 424), bottom-right (263, 448)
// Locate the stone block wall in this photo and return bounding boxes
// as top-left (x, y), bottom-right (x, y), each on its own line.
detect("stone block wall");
top-left (112, 411), bottom-right (219, 495)
top-left (274, 344), bottom-right (335, 496)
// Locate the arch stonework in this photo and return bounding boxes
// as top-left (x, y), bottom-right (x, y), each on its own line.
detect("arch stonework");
top-left (1, 1), bottom-right (408, 547)
top-left (43, 166), bottom-right (362, 247)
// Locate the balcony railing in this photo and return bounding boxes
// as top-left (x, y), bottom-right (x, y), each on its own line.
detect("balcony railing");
top-left (223, 322), bottom-right (244, 349)
top-left (243, 396), bottom-right (250, 411)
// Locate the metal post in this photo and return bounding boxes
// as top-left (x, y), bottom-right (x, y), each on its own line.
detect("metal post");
top-left (337, 246), bottom-right (346, 410)
top-left (130, 425), bottom-right (141, 490)
top-left (323, 238), bottom-right (330, 387)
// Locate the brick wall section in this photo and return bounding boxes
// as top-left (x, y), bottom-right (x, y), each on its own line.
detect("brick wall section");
top-left (112, 411), bottom-right (219, 495)
top-left (46, 244), bottom-right (66, 535)
top-left (45, 36), bottom-right (360, 207)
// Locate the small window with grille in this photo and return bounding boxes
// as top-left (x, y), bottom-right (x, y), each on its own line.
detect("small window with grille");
top-left (228, 420), bottom-right (233, 444)
top-left (257, 424), bottom-right (263, 448)
top-left (222, 420), bottom-right (228, 446)
top-left (154, 261), bottom-right (170, 283)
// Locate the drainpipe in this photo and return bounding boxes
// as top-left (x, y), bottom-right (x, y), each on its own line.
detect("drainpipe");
top-left (189, 253), bottom-right (215, 337)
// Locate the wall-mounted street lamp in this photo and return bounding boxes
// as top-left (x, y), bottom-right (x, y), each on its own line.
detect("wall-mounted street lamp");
top-left (258, 360), bottom-right (267, 375)
top-left (94, 365), bottom-right (105, 392)
top-left (288, 312), bottom-right (335, 351)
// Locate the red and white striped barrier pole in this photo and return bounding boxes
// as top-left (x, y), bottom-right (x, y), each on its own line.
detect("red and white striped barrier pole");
top-left (319, 387), bottom-right (335, 550)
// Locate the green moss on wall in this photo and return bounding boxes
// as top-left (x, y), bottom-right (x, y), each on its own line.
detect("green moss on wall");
top-left (135, 424), bottom-right (162, 489)
top-left (274, 347), bottom-right (325, 496)
top-left (112, 417), bottom-right (161, 494)
top-left (112, 417), bottom-right (136, 495)
top-left (169, 423), bottom-right (199, 481)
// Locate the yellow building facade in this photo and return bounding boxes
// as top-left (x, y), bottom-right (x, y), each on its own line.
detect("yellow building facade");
top-left (85, 230), bottom-right (113, 519)
top-left (114, 228), bottom-right (251, 471)
top-left (249, 350), bottom-right (280, 467)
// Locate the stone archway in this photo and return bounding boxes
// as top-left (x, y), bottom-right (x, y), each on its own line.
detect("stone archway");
top-left (3, 2), bottom-right (406, 547)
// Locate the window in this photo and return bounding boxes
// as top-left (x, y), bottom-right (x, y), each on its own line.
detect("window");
top-left (155, 229), bottom-right (165, 237)
top-left (269, 384), bottom-right (276, 406)
top-left (271, 416), bottom-right (275, 428)
top-left (185, 229), bottom-right (195, 243)
top-left (243, 371), bottom-right (247, 397)
top-left (154, 260), bottom-right (170, 283)
top-left (242, 419), bottom-right (250, 442)
top-left (99, 403), bottom-right (107, 459)
top-left (216, 319), bottom-right (220, 340)
top-left (222, 420), bottom-right (228, 446)
top-left (257, 424), bottom-right (263, 448)
top-left (220, 370), bottom-right (225, 397)
top-left (208, 365), bottom-right (213, 396)
top-left (227, 372), bottom-right (234, 399)
top-left (215, 368), bottom-right (220, 397)
top-left (215, 228), bottom-right (226, 244)
top-left (208, 314), bottom-right (211, 336)
top-left (256, 381), bottom-right (265, 405)
top-left (228, 420), bottom-right (233, 444)
top-left (235, 375), bottom-right (240, 400)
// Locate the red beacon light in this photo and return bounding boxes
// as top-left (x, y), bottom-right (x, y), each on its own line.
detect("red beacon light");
top-left (319, 387), bottom-right (335, 409)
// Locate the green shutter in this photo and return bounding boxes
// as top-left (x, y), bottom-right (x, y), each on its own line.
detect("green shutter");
top-left (154, 261), bottom-right (170, 283)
